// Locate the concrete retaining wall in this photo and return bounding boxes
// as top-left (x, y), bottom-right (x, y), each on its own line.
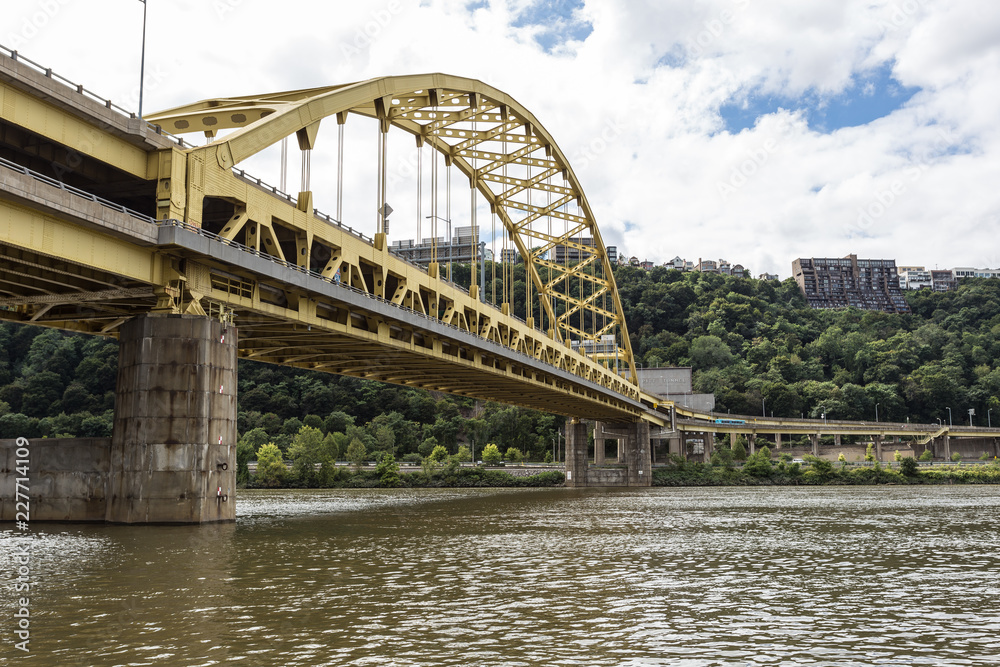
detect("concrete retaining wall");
top-left (0, 438), bottom-right (111, 521)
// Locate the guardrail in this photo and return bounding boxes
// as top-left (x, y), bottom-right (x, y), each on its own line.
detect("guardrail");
top-left (0, 156), bottom-right (156, 223)
top-left (1, 43), bottom-right (191, 148)
top-left (0, 134), bottom-right (635, 399)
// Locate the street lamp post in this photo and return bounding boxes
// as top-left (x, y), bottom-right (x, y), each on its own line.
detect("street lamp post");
top-left (138, 0), bottom-right (148, 120)
top-left (947, 407), bottom-right (952, 427)
top-left (875, 403), bottom-right (880, 423)
top-left (968, 408), bottom-right (974, 427)
top-left (762, 399), bottom-right (766, 418)
top-left (989, 408), bottom-right (993, 429)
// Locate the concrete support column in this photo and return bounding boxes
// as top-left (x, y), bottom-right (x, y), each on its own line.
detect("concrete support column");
top-left (616, 439), bottom-right (625, 463)
top-left (106, 314), bottom-right (237, 524)
top-left (625, 420), bottom-right (652, 487)
top-left (564, 420), bottom-right (589, 487)
top-left (704, 431), bottom-right (715, 463)
top-left (874, 435), bottom-right (883, 462)
top-left (943, 434), bottom-right (951, 461)
top-left (594, 421), bottom-right (605, 465)
top-left (668, 436), bottom-right (682, 457)
top-left (775, 433), bottom-right (782, 450)
top-left (810, 433), bottom-right (820, 457)
top-left (730, 432), bottom-right (737, 447)
top-left (749, 432), bottom-right (757, 456)
top-left (834, 434), bottom-right (841, 447)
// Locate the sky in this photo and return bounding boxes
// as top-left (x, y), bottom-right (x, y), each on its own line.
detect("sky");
top-left (5, 0), bottom-right (999, 277)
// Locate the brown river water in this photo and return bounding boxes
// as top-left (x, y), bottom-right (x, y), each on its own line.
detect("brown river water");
top-left (2, 485), bottom-right (999, 666)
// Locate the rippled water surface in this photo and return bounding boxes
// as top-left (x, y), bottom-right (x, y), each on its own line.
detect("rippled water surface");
top-left (3, 486), bottom-right (1000, 665)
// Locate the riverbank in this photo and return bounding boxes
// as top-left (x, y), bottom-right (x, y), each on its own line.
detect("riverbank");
top-left (242, 461), bottom-right (1000, 489)
top-left (244, 466), bottom-right (566, 489)
top-left (652, 460), bottom-right (1000, 486)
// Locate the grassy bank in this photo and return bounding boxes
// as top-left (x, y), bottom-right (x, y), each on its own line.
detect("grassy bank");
top-left (244, 465), bottom-right (565, 489)
top-left (653, 459), bottom-right (1000, 486)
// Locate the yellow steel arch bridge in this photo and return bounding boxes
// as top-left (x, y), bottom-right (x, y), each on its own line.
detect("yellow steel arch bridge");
top-left (0, 48), bottom-right (660, 423)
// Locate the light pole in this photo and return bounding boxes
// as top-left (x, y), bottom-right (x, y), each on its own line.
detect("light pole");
top-left (138, 0), bottom-right (148, 119)
top-left (946, 407), bottom-right (952, 427)
top-left (821, 412), bottom-right (826, 426)
top-left (875, 403), bottom-right (880, 423)
top-left (989, 408), bottom-right (993, 428)
top-left (968, 408), bottom-right (974, 427)
top-left (762, 399), bottom-right (766, 418)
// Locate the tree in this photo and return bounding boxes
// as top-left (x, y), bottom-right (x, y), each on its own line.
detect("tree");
top-left (287, 425), bottom-right (329, 487)
top-left (255, 443), bottom-right (286, 488)
top-left (346, 437), bottom-right (367, 470)
top-left (455, 445), bottom-right (472, 462)
top-left (418, 436), bottom-right (439, 458)
top-left (374, 425), bottom-right (396, 457)
top-left (837, 452), bottom-right (847, 468)
top-left (951, 451), bottom-right (962, 463)
top-left (731, 438), bottom-right (748, 462)
top-left (919, 449), bottom-right (934, 461)
top-left (864, 443), bottom-right (876, 462)
top-left (688, 335), bottom-right (734, 370)
top-left (899, 456), bottom-right (919, 476)
top-left (428, 444), bottom-right (449, 464)
top-left (481, 443), bottom-right (502, 465)
top-left (376, 452), bottom-right (401, 487)
top-left (504, 447), bottom-right (524, 464)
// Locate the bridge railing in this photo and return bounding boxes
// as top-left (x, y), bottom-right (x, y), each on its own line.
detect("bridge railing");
top-left (0, 156), bottom-right (156, 223)
top-left (1, 43), bottom-right (191, 148)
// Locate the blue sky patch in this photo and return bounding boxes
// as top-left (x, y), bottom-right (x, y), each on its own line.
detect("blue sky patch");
top-left (720, 62), bottom-right (920, 133)
top-left (511, 0), bottom-right (593, 52)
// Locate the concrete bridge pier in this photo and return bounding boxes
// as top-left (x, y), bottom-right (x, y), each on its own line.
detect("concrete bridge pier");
top-left (874, 435), bottom-right (883, 461)
top-left (564, 420), bottom-right (589, 487)
top-left (567, 420), bottom-right (651, 487)
top-left (775, 433), bottom-right (782, 450)
top-left (810, 434), bottom-right (820, 457)
top-left (106, 314), bottom-right (237, 524)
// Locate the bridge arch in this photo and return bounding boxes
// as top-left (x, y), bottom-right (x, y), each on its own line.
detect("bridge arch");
top-left (148, 74), bottom-right (638, 385)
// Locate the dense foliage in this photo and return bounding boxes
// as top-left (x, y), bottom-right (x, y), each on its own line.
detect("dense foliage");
top-left (617, 270), bottom-right (1000, 425)
top-left (654, 449), bottom-right (1000, 486)
top-left (1, 270), bottom-right (997, 454)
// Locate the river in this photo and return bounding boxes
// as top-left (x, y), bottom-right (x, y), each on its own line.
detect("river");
top-left (2, 486), bottom-right (999, 665)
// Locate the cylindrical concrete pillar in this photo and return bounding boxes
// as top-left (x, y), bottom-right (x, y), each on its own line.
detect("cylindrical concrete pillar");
top-left (106, 314), bottom-right (237, 524)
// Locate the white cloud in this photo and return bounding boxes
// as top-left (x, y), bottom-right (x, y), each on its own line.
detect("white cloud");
top-left (4, 0), bottom-right (999, 276)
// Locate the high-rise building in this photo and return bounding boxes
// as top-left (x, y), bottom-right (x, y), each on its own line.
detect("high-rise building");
top-left (552, 236), bottom-right (595, 263)
top-left (792, 254), bottom-right (910, 313)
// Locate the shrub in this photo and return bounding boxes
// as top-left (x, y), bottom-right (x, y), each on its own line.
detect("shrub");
top-left (951, 452), bottom-right (962, 463)
top-left (919, 450), bottom-right (933, 462)
top-left (899, 457), bottom-right (919, 477)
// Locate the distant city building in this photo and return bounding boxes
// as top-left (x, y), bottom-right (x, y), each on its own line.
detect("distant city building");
top-left (629, 256), bottom-right (640, 267)
top-left (500, 248), bottom-right (521, 264)
top-left (640, 260), bottom-right (655, 270)
top-left (606, 245), bottom-right (618, 265)
top-left (758, 273), bottom-right (779, 281)
top-left (792, 254), bottom-right (910, 313)
top-left (553, 236), bottom-right (595, 263)
top-left (730, 263), bottom-right (747, 277)
top-left (930, 269), bottom-right (957, 292)
top-left (697, 259), bottom-right (718, 273)
top-left (390, 226), bottom-right (482, 267)
top-left (898, 267), bottom-right (932, 290)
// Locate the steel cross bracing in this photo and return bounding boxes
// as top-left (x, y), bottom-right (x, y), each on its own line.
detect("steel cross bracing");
top-left (144, 73), bottom-right (638, 383)
top-left (0, 59), bottom-right (653, 420)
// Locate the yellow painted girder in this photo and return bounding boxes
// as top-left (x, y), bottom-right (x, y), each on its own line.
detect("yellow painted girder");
top-left (0, 81), bottom-right (152, 179)
top-left (146, 72), bottom-right (639, 385)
